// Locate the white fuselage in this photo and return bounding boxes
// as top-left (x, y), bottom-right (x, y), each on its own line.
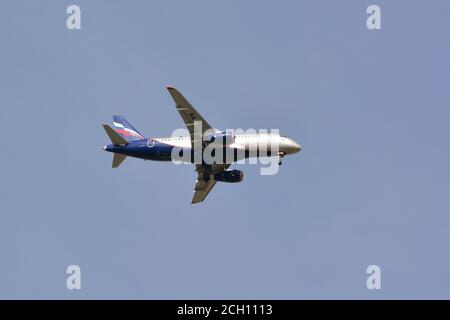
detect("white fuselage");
top-left (152, 133), bottom-right (301, 157)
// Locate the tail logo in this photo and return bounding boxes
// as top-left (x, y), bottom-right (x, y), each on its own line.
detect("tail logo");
top-left (113, 121), bottom-right (144, 139)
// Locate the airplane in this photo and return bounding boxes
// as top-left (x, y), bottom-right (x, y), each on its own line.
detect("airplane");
top-left (102, 86), bottom-right (301, 203)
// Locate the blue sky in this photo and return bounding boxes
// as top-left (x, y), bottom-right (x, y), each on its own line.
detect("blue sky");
top-left (1, 0), bottom-right (450, 299)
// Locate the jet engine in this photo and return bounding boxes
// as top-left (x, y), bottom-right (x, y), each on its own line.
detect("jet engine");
top-left (214, 169), bottom-right (243, 183)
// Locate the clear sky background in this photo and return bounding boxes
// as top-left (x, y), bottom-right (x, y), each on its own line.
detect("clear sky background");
top-left (1, 0), bottom-right (450, 299)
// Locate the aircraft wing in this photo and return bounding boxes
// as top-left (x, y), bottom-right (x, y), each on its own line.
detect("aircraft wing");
top-left (166, 86), bottom-right (231, 203)
top-left (192, 163), bottom-right (231, 204)
top-left (166, 86), bottom-right (215, 148)
top-left (192, 177), bottom-right (217, 204)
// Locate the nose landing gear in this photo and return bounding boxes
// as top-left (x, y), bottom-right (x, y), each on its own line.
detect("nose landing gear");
top-left (277, 152), bottom-right (286, 166)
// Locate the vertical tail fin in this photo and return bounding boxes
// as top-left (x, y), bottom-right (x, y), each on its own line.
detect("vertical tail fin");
top-left (112, 115), bottom-right (145, 141)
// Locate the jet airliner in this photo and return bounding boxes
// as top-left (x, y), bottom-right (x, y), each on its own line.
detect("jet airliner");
top-left (102, 87), bottom-right (301, 203)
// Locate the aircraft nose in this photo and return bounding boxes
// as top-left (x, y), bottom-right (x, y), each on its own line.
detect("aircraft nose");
top-left (287, 139), bottom-right (301, 154)
top-left (102, 145), bottom-right (107, 151)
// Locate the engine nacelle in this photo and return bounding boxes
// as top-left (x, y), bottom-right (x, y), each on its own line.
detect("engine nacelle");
top-left (205, 131), bottom-right (235, 145)
top-left (214, 169), bottom-right (243, 183)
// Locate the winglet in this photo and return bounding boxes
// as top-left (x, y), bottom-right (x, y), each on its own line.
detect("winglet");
top-left (102, 124), bottom-right (129, 146)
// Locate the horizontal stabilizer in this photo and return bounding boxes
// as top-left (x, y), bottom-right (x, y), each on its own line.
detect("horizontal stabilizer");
top-left (102, 124), bottom-right (128, 146)
top-left (112, 153), bottom-right (127, 168)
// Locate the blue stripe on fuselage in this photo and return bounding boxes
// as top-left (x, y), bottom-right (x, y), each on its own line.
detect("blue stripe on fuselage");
top-left (105, 139), bottom-right (178, 162)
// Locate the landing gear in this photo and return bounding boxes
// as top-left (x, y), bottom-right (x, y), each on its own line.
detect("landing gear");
top-left (277, 152), bottom-right (285, 166)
